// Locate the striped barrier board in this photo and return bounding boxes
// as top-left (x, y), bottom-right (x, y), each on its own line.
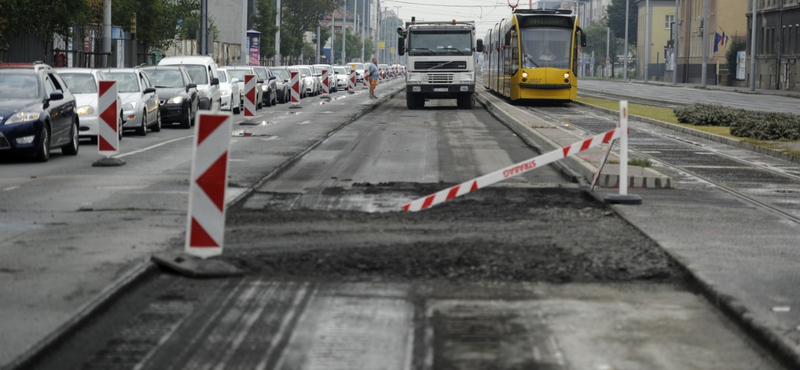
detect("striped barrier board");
top-left (244, 74), bottom-right (256, 117)
top-left (186, 112), bottom-right (233, 258)
top-left (348, 68), bottom-right (355, 90)
top-left (98, 81), bottom-right (119, 156)
top-left (402, 127), bottom-right (622, 212)
top-left (321, 69), bottom-right (330, 94)
top-left (290, 70), bottom-right (300, 103)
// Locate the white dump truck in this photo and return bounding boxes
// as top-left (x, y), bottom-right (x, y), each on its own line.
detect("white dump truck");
top-left (397, 18), bottom-right (483, 109)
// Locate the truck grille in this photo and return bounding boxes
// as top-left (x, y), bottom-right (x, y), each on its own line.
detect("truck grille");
top-left (428, 73), bottom-right (454, 84)
top-left (415, 61), bottom-right (467, 70)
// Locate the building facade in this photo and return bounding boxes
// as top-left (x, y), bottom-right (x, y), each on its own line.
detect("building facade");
top-left (672, 0), bottom-right (749, 85)
top-left (636, 0), bottom-right (675, 80)
top-left (748, 0), bottom-right (800, 90)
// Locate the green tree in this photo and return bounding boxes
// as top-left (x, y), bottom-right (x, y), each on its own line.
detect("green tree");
top-left (331, 27), bottom-right (362, 63)
top-left (251, 0), bottom-right (278, 60)
top-left (281, 0), bottom-right (337, 60)
top-left (20, 0), bottom-right (104, 59)
top-left (112, 0), bottom-right (199, 51)
top-left (606, 0), bottom-right (637, 45)
top-left (581, 20), bottom-right (618, 75)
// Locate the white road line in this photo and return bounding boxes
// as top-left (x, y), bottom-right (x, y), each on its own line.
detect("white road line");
top-left (3, 186), bottom-right (19, 191)
top-left (113, 136), bottom-right (193, 159)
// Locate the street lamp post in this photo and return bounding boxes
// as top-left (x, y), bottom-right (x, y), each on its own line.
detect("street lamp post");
top-left (623, 0), bottom-right (629, 80)
top-left (749, 0), bottom-right (757, 91)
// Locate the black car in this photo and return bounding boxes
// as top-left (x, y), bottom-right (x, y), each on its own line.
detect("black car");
top-left (140, 66), bottom-right (199, 129)
top-left (0, 63), bottom-right (79, 162)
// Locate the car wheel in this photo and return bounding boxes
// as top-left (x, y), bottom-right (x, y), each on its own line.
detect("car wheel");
top-left (265, 91), bottom-right (272, 107)
top-left (181, 104), bottom-right (192, 129)
top-left (152, 110), bottom-right (162, 132)
top-left (34, 124), bottom-right (51, 162)
top-left (135, 110), bottom-right (147, 136)
top-left (233, 95), bottom-right (241, 114)
top-left (118, 112), bottom-right (123, 141)
top-left (272, 90), bottom-right (277, 106)
top-left (62, 119), bottom-right (79, 155)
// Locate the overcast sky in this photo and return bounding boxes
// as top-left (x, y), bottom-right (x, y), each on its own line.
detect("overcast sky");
top-left (379, 0), bottom-right (550, 39)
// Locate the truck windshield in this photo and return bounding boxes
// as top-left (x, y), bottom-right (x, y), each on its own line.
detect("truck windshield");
top-left (520, 27), bottom-right (573, 69)
top-left (408, 31), bottom-right (472, 56)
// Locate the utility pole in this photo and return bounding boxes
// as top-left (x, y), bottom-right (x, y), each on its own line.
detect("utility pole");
top-left (332, 9), bottom-right (335, 63)
top-left (275, 0), bottom-right (281, 66)
top-left (103, 0), bottom-right (111, 67)
top-left (242, 0), bottom-right (247, 65)
top-left (361, 0), bottom-right (366, 61)
top-left (317, 26), bottom-right (321, 64)
top-left (623, 0), bottom-right (629, 80)
top-left (701, 0), bottom-right (708, 87)
top-left (749, 0), bottom-right (757, 91)
top-left (673, 0), bottom-right (679, 85)
top-left (644, 0), bottom-right (650, 82)
top-left (200, 0), bottom-right (208, 55)
top-left (606, 27), bottom-right (610, 79)
top-left (375, 0), bottom-right (380, 62)
top-left (342, 0), bottom-right (347, 64)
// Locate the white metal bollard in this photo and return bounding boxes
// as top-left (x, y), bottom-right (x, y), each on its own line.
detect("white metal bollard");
top-left (604, 101), bottom-right (642, 205)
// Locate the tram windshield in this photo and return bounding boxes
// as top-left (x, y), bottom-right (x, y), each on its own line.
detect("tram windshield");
top-left (520, 27), bottom-right (572, 69)
top-left (408, 31), bottom-right (472, 56)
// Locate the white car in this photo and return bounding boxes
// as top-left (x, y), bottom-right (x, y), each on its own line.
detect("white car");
top-left (350, 63), bottom-right (366, 82)
top-left (227, 67), bottom-right (265, 110)
top-left (333, 66), bottom-right (350, 90)
top-left (56, 68), bottom-right (123, 142)
top-left (286, 67), bottom-right (308, 98)
top-left (216, 68), bottom-right (241, 114)
top-left (101, 68), bottom-right (161, 136)
top-left (293, 65), bottom-right (319, 97)
top-left (158, 55), bottom-right (221, 110)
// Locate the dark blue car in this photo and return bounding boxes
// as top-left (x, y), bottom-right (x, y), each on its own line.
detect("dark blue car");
top-left (0, 63), bottom-right (79, 162)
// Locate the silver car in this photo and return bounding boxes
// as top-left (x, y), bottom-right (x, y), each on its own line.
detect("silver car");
top-left (56, 68), bottom-right (123, 142)
top-left (101, 68), bottom-right (160, 136)
top-left (226, 67), bottom-right (264, 110)
top-left (286, 67), bottom-right (308, 99)
top-left (268, 67), bottom-right (292, 104)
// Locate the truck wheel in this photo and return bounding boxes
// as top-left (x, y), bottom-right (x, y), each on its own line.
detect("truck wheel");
top-left (406, 94), bottom-right (424, 109)
top-left (457, 94), bottom-right (474, 109)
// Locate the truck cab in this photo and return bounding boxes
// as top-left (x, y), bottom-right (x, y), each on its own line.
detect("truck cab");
top-left (398, 18), bottom-right (483, 109)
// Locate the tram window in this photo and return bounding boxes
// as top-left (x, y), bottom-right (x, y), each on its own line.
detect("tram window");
top-left (511, 30), bottom-right (519, 75)
top-left (519, 27), bottom-right (572, 69)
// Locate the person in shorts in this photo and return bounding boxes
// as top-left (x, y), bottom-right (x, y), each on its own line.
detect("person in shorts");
top-left (368, 58), bottom-right (379, 99)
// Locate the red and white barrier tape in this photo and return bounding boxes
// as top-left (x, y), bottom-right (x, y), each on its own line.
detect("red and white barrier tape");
top-left (402, 127), bottom-right (621, 212)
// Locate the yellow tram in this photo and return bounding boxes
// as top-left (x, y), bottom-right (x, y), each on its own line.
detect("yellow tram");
top-left (483, 9), bottom-right (586, 102)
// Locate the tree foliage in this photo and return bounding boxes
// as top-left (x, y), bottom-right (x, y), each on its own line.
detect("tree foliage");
top-left (112, 0), bottom-right (199, 50)
top-left (0, 0), bottom-right (103, 57)
top-left (606, 0), bottom-right (637, 45)
top-left (279, 0), bottom-right (337, 61)
top-left (251, 0), bottom-right (278, 59)
top-left (331, 27), bottom-right (363, 63)
top-left (581, 20), bottom-right (619, 71)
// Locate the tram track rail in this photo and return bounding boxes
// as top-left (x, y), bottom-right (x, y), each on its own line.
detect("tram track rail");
top-left (525, 103), bottom-right (800, 226)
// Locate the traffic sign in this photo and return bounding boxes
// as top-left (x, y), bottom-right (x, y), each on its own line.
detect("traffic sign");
top-left (98, 81), bottom-right (119, 156)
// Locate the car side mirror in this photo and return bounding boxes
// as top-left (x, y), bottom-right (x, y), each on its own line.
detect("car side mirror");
top-left (231, 78), bottom-right (239, 84)
top-left (398, 37), bottom-right (405, 55)
top-left (211, 77), bottom-right (220, 86)
top-left (186, 83), bottom-right (197, 92)
top-left (284, 79), bottom-right (289, 83)
top-left (257, 79), bottom-right (264, 83)
top-left (49, 91), bottom-right (64, 101)
top-left (269, 75), bottom-right (276, 80)
top-left (143, 87), bottom-right (156, 94)
top-left (476, 39), bottom-right (484, 52)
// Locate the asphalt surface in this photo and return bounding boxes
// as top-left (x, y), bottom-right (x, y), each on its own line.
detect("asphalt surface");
top-left (2, 77), bottom-right (799, 369)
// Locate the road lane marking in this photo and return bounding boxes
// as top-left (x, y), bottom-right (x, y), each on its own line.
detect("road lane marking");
top-left (3, 186), bottom-right (19, 191)
top-left (113, 136), bottom-right (193, 159)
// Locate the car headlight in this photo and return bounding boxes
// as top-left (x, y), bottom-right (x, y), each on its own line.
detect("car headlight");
top-left (407, 74), bottom-right (422, 82)
top-left (522, 72), bottom-right (528, 78)
top-left (261, 85), bottom-right (268, 91)
top-left (459, 73), bottom-right (474, 82)
top-left (220, 89), bottom-right (229, 96)
top-left (167, 96), bottom-right (184, 104)
top-left (564, 72), bottom-right (570, 79)
top-left (5, 111), bottom-right (41, 124)
top-left (77, 105), bottom-right (94, 116)
top-left (122, 102), bottom-right (136, 111)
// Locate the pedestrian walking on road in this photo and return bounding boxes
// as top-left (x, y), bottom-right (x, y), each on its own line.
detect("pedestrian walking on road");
top-left (368, 58), bottom-right (379, 99)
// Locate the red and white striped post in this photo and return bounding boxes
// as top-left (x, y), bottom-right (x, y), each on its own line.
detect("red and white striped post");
top-left (402, 126), bottom-right (623, 211)
top-left (363, 67), bottom-right (368, 87)
top-left (289, 70), bottom-right (302, 109)
top-left (347, 66), bottom-right (356, 94)
top-left (604, 101), bottom-right (642, 204)
top-left (243, 74), bottom-right (256, 118)
top-left (321, 69), bottom-right (330, 95)
top-left (92, 80), bottom-right (125, 167)
top-left (186, 112), bottom-right (233, 258)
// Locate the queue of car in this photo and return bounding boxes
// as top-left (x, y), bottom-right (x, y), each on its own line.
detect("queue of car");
top-left (1, 60), bottom-right (384, 162)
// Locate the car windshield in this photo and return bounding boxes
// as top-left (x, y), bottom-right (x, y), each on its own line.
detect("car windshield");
top-left (254, 68), bottom-right (268, 80)
top-left (408, 31), bottom-right (472, 55)
top-left (0, 72), bottom-right (40, 99)
top-left (334, 67), bottom-right (347, 74)
top-left (102, 72), bottom-right (140, 92)
top-left (270, 68), bottom-right (289, 79)
top-left (59, 73), bottom-right (97, 94)
top-left (300, 68), bottom-right (312, 77)
top-left (143, 70), bottom-right (186, 88)
top-left (217, 71), bottom-right (228, 83)
top-left (227, 69), bottom-right (249, 82)
top-left (183, 65), bottom-right (209, 84)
